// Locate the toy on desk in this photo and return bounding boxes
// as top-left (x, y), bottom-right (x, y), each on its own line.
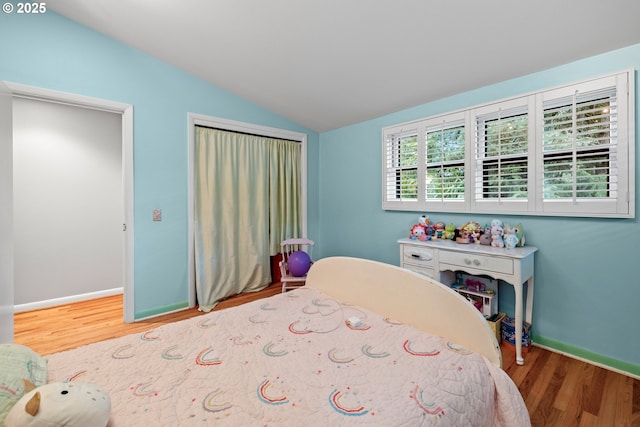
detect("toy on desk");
top-left (433, 222), bottom-right (445, 240)
top-left (421, 215), bottom-right (436, 240)
top-left (458, 221), bottom-right (480, 244)
top-left (426, 225), bottom-right (435, 240)
top-left (511, 223), bottom-right (525, 247)
top-left (490, 219), bottom-right (503, 234)
top-left (409, 223), bottom-right (427, 241)
top-left (491, 232), bottom-right (505, 248)
top-left (442, 223), bottom-right (456, 240)
top-left (479, 224), bottom-right (492, 246)
top-left (503, 229), bottom-right (518, 249)
top-left (410, 214), bottom-right (437, 241)
top-left (490, 219), bottom-right (505, 248)
top-left (503, 223), bottom-right (525, 249)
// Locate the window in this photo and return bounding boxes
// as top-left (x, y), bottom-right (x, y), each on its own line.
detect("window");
top-left (384, 125), bottom-right (420, 208)
top-left (382, 70), bottom-right (634, 217)
top-left (426, 119), bottom-right (465, 201)
top-left (423, 112), bottom-right (468, 212)
top-left (472, 97), bottom-right (533, 213)
top-left (539, 76), bottom-right (628, 215)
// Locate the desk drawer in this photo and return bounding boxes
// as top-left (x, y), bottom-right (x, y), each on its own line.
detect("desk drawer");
top-left (402, 246), bottom-right (434, 267)
top-left (403, 263), bottom-right (435, 279)
top-left (439, 250), bottom-right (513, 275)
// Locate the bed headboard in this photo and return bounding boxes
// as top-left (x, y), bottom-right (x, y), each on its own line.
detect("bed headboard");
top-left (305, 256), bottom-right (502, 368)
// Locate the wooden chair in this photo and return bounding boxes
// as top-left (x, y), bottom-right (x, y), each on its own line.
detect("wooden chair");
top-left (279, 238), bottom-right (314, 292)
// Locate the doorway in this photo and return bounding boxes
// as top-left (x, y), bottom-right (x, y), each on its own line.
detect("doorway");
top-left (0, 82), bottom-right (134, 343)
top-left (13, 97), bottom-right (123, 309)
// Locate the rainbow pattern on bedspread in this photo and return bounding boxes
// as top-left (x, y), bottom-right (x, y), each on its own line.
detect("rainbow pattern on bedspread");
top-left (45, 288), bottom-right (530, 427)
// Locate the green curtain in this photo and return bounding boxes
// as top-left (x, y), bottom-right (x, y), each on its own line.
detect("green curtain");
top-left (194, 127), bottom-right (301, 311)
top-left (268, 137), bottom-right (302, 254)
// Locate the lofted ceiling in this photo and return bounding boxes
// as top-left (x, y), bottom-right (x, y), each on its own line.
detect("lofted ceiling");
top-left (48, 0), bottom-right (640, 133)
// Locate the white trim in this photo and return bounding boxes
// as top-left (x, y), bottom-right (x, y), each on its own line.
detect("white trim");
top-left (121, 106), bottom-right (135, 323)
top-left (0, 81), bottom-right (14, 343)
top-left (1, 81), bottom-right (136, 323)
top-left (187, 113), bottom-right (308, 308)
top-left (14, 287), bottom-right (124, 313)
top-left (5, 82), bottom-right (131, 113)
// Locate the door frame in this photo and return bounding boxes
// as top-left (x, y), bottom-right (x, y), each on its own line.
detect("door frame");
top-left (2, 81), bottom-right (135, 323)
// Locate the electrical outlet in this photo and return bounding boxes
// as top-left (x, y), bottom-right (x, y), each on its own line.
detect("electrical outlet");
top-left (153, 209), bottom-right (162, 221)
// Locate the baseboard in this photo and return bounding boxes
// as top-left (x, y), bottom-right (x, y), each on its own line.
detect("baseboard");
top-left (533, 336), bottom-right (640, 380)
top-left (134, 301), bottom-right (191, 321)
top-left (14, 287), bottom-right (124, 313)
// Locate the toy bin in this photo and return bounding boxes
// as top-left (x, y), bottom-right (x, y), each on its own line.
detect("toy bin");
top-left (500, 316), bottom-right (531, 347)
top-left (487, 312), bottom-right (505, 342)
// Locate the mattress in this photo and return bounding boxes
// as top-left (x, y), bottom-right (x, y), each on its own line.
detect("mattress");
top-left (46, 287), bottom-right (529, 426)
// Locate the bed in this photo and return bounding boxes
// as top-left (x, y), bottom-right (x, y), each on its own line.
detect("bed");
top-left (44, 256), bottom-right (530, 426)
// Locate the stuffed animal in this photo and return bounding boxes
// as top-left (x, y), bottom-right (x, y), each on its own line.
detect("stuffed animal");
top-left (512, 223), bottom-right (525, 247)
top-left (479, 224), bottom-right (492, 246)
top-left (460, 221), bottom-right (480, 243)
top-left (409, 223), bottom-right (427, 241)
top-left (442, 223), bottom-right (456, 240)
top-left (503, 223), bottom-right (526, 249)
top-left (433, 222), bottom-right (445, 239)
top-left (490, 219), bottom-right (505, 248)
top-left (5, 380), bottom-right (110, 427)
top-left (491, 232), bottom-right (505, 248)
top-left (490, 219), bottom-right (503, 236)
top-left (503, 229), bottom-right (519, 249)
top-left (423, 224), bottom-right (435, 240)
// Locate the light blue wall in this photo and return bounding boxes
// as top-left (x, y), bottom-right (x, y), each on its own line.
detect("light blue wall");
top-left (318, 44), bottom-right (640, 375)
top-left (0, 11), bottom-right (320, 318)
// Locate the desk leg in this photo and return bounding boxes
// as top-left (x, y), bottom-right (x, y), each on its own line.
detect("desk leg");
top-left (525, 276), bottom-right (534, 325)
top-left (513, 281), bottom-right (525, 365)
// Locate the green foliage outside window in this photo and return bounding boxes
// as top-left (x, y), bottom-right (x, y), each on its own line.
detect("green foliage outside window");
top-left (543, 100), bottom-right (613, 198)
top-left (426, 125), bottom-right (465, 199)
top-left (479, 114), bottom-right (528, 198)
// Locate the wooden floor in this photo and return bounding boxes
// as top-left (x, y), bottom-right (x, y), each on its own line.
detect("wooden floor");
top-left (13, 284), bottom-right (640, 427)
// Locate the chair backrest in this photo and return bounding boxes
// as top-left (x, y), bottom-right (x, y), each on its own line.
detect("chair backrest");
top-left (280, 238), bottom-right (314, 277)
top-left (280, 238), bottom-right (314, 257)
top-left (281, 238), bottom-right (314, 248)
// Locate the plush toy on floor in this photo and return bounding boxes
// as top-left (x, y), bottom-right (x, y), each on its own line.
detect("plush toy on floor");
top-left (5, 380), bottom-right (110, 427)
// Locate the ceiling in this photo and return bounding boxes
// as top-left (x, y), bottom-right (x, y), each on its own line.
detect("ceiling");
top-left (48, 0), bottom-right (640, 133)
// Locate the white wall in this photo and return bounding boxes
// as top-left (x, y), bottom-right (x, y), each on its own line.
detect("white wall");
top-left (13, 98), bottom-right (123, 307)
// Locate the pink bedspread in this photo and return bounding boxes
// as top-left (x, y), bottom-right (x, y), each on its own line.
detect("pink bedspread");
top-left (46, 288), bottom-right (530, 426)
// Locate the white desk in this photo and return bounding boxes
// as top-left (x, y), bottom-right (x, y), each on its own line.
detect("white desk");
top-left (398, 238), bottom-right (537, 365)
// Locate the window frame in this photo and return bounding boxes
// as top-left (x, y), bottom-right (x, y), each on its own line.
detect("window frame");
top-left (381, 69), bottom-right (635, 218)
top-left (471, 96), bottom-right (535, 214)
top-left (382, 123), bottom-right (422, 210)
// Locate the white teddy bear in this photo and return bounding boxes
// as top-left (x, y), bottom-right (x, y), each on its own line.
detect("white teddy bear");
top-left (5, 380), bottom-right (110, 427)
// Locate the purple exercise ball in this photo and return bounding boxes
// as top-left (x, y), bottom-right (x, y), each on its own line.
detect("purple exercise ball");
top-left (288, 250), bottom-right (311, 277)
